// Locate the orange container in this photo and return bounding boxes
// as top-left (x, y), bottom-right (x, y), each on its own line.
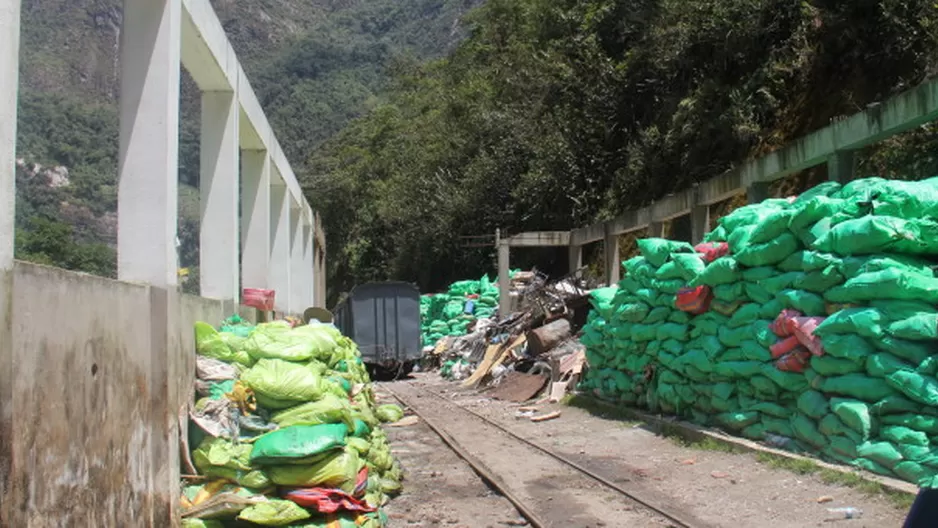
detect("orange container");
top-left (243, 288), bottom-right (275, 311)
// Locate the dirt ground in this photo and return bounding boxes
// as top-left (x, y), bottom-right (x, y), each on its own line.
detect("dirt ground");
top-left (378, 374), bottom-right (912, 528)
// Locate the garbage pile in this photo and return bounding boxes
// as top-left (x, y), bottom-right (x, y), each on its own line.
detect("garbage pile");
top-left (182, 315), bottom-right (405, 527)
top-left (580, 176), bottom-right (938, 489)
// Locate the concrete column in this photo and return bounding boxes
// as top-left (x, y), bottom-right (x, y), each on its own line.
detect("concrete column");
top-left (568, 244), bottom-right (582, 274)
top-left (118, 0), bottom-right (182, 287)
top-left (0, 0), bottom-right (20, 520)
top-left (690, 184), bottom-right (710, 244)
top-left (303, 219), bottom-right (314, 308)
top-left (240, 150), bottom-right (270, 291)
top-left (289, 205), bottom-right (305, 313)
top-left (828, 150), bottom-right (856, 184)
top-left (746, 182), bottom-right (771, 204)
top-left (199, 90), bottom-right (239, 300)
top-left (497, 241), bottom-right (510, 317)
top-left (269, 183), bottom-right (291, 313)
top-left (603, 225), bottom-right (620, 286)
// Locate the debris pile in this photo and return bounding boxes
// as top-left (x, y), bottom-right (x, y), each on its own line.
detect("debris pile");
top-left (580, 176), bottom-right (938, 489)
top-left (182, 315), bottom-right (404, 527)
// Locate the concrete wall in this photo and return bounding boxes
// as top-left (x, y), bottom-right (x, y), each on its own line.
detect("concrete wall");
top-left (4, 262), bottom-right (254, 527)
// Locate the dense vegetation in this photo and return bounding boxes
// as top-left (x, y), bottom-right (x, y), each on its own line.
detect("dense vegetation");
top-left (310, 0), bottom-right (938, 299)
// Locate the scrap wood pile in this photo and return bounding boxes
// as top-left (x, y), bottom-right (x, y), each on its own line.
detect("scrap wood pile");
top-left (580, 176), bottom-right (938, 489)
top-left (181, 315), bottom-right (406, 527)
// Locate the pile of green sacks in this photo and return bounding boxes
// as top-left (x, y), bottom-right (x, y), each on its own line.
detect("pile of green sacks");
top-left (580, 176), bottom-right (938, 489)
top-left (420, 273), bottom-right (511, 347)
top-left (185, 318), bottom-right (406, 527)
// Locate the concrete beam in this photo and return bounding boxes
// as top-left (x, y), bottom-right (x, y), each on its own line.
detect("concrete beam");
top-left (827, 150), bottom-right (856, 184)
top-left (497, 241), bottom-right (510, 317)
top-left (240, 149), bottom-right (270, 291)
top-left (699, 172), bottom-right (744, 206)
top-left (608, 208), bottom-right (652, 236)
top-left (650, 193), bottom-right (694, 221)
top-left (505, 231), bottom-right (571, 248)
top-left (269, 183), bottom-right (291, 313)
top-left (118, 0), bottom-right (182, 288)
top-left (0, 0), bottom-right (19, 518)
top-left (199, 90), bottom-right (239, 301)
top-left (570, 223), bottom-right (605, 246)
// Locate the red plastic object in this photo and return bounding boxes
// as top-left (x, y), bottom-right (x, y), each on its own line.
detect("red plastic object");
top-left (694, 242), bottom-right (730, 263)
top-left (775, 347), bottom-right (812, 373)
top-left (770, 336), bottom-right (801, 359)
top-left (676, 285), bottom-right (712, 315)
top-left (281, 488), bottom-right (376, 514)
top-left (243, 288), bottom-right (275, 311)
top-left (769, 309), bottom-right (803, 337)
top-left (792, 316), bottom-right (826, 356)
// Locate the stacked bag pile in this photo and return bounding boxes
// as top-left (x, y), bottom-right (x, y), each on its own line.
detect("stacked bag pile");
top-left (183, 316), bottom-right (405, 527)
top-left (580, 176), bottom-right (938, 488)
top-left (420, 274), bottom-right (503, 347)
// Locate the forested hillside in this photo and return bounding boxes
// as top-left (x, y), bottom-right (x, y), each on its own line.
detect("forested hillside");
top-left (311, 0), bottom-right (938, 298)
top-left (14, 0), bottom-right (938, 303)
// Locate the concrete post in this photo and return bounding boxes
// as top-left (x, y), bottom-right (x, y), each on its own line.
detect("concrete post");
top-left (303, 220), bottom-right (314, 309)
top-left (497, 240), bottom-right (510, 317)
top-left (289, 204), bottom-right (304, 313)
top-left (0, 0), bottom-right (20, 520)
top-left (746, 182), bottom-right (771, 204)
top-left (648, 222), bottom-right (665, 238)
top-left (240, 150), bottom-right (270, 291)
top-left (118, 0), bottom-right (182, 288)
top-left (269, 183), bottom-right (291, 314)
top-left (690, 184), bottom-right (710, 244)
top-left (200, 90), bottom-right (239, 300)
top-left (828, 150), bottom-right (856, 184)
top-left (603, 225), bottom-right (620, 286)
top-left (568, 244), bottom-right (582, 274)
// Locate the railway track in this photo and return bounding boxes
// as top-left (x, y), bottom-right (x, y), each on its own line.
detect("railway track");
top-left (384, 382), bottom-right (715, 528)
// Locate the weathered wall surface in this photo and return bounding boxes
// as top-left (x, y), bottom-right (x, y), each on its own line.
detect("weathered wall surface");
top-left (3, 262), bottom-right (254, 527)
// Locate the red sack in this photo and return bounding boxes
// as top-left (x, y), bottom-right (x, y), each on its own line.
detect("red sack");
top-left (281, 488), bottom-right (377, 514)
top-left (769, 336), bottom-right (801, 359)
top-left (775, 347), bottom-right (812, 373)
top-left (770, 309), bottom-right (803, 337)
top-left (676, 286), bottom-right (712, 314)
top-left (694, 242), bottom-right (730, 263)
top-left (792, 316), bottom-right (826, 356)
top-left (353, 466), bottom-right (368, 498)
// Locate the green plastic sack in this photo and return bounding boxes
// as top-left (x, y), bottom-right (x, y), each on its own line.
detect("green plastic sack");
top-left (815, 216), bottom-right (938, 256)
top-left (796, 390), bottom-right (829, 419)
top-left (830, 398), bottom-right (872, 438)
top-left (351, 419), bottom-right (372, 438)
top-left (244, 322), bottom-right (340, 362)
top-left (238, 499), bottom-right (311, 526)
top-left (671, 253), bottom-right (707, 281)
top-left (827, 268), bottom-right (938, 304)
top-left (267, 447), bottom-right (362, 492)
top-left (887, 370), bottom-right (938, 406)
top-left (888, 314), bottom-right (938, 341)
top-left (792, 267), bottom-right (844, 293)
top-left (692, 257), bottom-right (741, 287)
top-left (761, 272), bottom-right (802, 295)
top-left (734, 233), bottom-right (800, 267)
top-left (716, 411), bottom-right (761, 431)
top-left (749, 209), bottom-right (795, 244)
top-left (820, 334), bottom-right (872, 363)
top-left (821, 374), bottom-right (895, 402)
top-left (250, 423), bottom-right (347, 465)
top-left (819, 413), bottom-right (862, 444)
top-left (811, 355), bottom-right (863, 376)
top-left (637, 238), bottom-right (694, 267)
top-left (713, 283), bottom-right (746, 303)
top-left (623, 257), bottom-right (657, 279)
top-left (195, 322), bottom-right (254, 366)
top-left (872, 395), bottom-right (921, 416)
top-left (815, 308), bottom-right (884, 339)
top-left (271, 393), bottom-right (355, 430)
top-left (873, 336), bottom-right (933, 364)
top-left (882, 425), bottom-right (929, 447)
top-left (882, 414), bottom-right (938, 435)
top-left (655, 261), bottom-right (683, 280)
top-left (242, 359), bottom-right (324, 410)
top-left (865, 353), bottom-right (911, 378)
top-left (777, 290), bottom-right (826, 316)
top-left (839, 254), bottom-right (935, 279)
top-left (779, 251), bottom-right (841, 273)
top-left (857, 441), bottom-right (903, 469)
top-left (192, 437), bottom-right (271, 489)
top-left (376, 404), bottom-right (405, 423)
top-left (791, 414), bottom-right (826, 448)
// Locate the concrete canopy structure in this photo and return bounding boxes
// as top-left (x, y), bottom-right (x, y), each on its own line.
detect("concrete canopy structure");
top-left (0, 0), bottom-right (327, 524)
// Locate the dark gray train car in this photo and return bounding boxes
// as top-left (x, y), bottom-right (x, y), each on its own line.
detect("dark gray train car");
top-left (333, 281), bottom-right (422, 378)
